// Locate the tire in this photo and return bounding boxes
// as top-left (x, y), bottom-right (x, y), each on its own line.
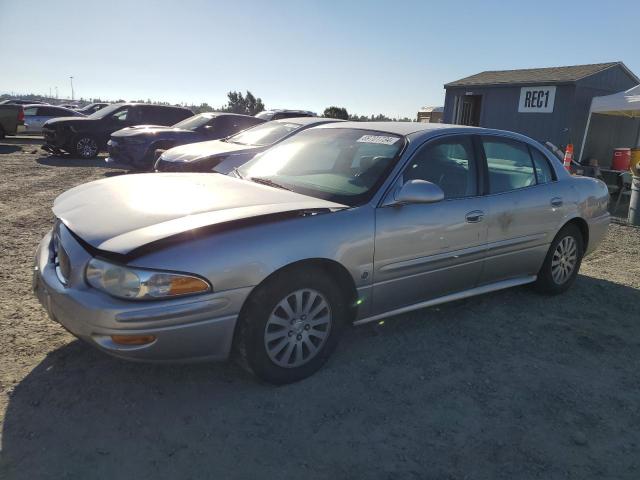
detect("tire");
top-left (73, 135), bottom-right (99, 159)
top-left (534, 224), bottom-right (584, 294)
top-left (235, 267), bottom-right (348, 384)
top-left (0, 125), bottom-right (5, 139)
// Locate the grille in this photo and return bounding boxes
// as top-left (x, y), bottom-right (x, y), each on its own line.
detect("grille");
top-left (53, 232), bottom-right (71, 285)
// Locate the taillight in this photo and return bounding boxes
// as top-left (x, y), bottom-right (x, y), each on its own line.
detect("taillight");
top-left (17, 108), bottom-right (24, 123)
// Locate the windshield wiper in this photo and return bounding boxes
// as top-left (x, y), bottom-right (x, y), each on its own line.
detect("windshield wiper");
top-left (231, 167), bottom-right (244, 179)
top-left (249, 177), bottom-right (292, 191)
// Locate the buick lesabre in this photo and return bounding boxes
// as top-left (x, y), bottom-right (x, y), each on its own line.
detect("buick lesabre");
top-left (33, 122), bottom-right (609, 383)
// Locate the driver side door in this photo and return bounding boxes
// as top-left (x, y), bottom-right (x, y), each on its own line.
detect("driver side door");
top-left (372, 135), bottom-right (489, 315)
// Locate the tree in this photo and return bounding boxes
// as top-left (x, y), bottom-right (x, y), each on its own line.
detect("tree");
top-left (323, 106), bottom-right (349, 120)
top-left (223, 90), bottom-right (265, 115)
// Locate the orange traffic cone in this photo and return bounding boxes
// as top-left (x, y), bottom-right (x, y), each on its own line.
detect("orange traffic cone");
top-left (563, 144), bottom-right (574, 172)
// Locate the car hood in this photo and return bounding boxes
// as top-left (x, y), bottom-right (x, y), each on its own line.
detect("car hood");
top-left (112, 125), bottom-right (192, 138)
top-left (160, 139), bottom-right (261, 163)
top-left (44, 116), bottom-right (98, 128)
top-left (53, 173), bottom-right (346, 254)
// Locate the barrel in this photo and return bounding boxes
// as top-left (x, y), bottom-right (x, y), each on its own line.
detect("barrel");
top-left (631, 148), bottom-right (640, 176)
top-left (611, 148), bottom-right (631, 171)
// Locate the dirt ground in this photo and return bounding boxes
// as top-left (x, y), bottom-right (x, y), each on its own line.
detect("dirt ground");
top-left (1, 138), bottom-right (639, 480)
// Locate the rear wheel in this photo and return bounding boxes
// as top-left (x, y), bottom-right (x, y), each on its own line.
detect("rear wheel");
top-left (534, 224), bottom-right (584, 294)
top-left (73, 135), bottom-right (99, 158)
top-left (235, 267), bottom-right (347, 384)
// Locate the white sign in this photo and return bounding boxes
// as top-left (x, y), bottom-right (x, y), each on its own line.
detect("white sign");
top-left (518, 86), bottom-right (556, 113)
top-left (357, 135), bottom-right (399, 145)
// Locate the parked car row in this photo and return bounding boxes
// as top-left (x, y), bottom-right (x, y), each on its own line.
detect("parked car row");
top-left (42, 103), bottom-right (193, 158)
top-left (107, 112), bottom-right (265, 169)
top-left (33, 120), bottom-right (610, 384)
top-left (154, 117), bottom-right (341, 173)
top-left (0, 99), bottom-right (112, 137)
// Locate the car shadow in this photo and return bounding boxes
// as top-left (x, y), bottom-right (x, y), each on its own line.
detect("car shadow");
top-left (2, 275), bottom-right (640, 479)
top-left (36, 155), bottom-right (114, 169)
top-left (0, 144), bottom-right (23, 154)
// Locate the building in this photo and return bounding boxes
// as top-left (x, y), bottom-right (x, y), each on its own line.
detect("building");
top-left (417, 106), bottom-right (443, 123)
top-left (443, 62), bottom-right (639, 164)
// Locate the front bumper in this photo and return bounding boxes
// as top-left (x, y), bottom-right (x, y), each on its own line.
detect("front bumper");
top-left (42, 128), bottom-right (71, 153)
top-left (106, 140), bottom-right (148, 169)
top-left (33, 227), bottom-right (252, 362)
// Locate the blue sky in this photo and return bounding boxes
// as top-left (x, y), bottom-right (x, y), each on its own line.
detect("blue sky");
top-left (0, 0), bottom-right (638, 118)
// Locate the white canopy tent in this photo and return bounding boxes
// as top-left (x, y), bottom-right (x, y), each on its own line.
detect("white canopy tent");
top-left (578, 84), bottom-right (640, 162)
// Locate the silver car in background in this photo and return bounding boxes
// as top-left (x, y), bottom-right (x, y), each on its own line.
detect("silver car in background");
top-left (20, 104), bottom-right (84, 134)
top-left (33, 122), bottom-right (609, 384)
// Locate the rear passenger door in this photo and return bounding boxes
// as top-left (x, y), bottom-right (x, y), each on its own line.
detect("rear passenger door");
top-left (478, 135), bottom-right (565, 285)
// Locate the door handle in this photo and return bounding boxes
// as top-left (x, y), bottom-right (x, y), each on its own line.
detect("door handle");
top-left (465, 210), bottom-right (484, 223)
top-left (551, 197), bottom-right (563, 207)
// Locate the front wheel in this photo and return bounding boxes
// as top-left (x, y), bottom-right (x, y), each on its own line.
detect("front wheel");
top-left (534, 224), bottom-right (584, 294)
top-left (235, 268), bottom-right (348, 384)
top-left (73, 135), bottom-right (99, 159)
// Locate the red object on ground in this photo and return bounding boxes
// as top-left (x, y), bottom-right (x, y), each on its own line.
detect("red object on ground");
top-left (611, 148), bottom-right (631, 171)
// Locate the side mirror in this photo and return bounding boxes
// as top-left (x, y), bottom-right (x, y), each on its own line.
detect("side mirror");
top-left (393, 179), bottom-right (444, 205)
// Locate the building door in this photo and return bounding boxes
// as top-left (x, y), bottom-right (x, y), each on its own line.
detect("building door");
top-left (457, 95), bottom-right (482, 126)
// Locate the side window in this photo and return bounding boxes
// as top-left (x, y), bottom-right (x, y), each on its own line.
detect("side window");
top-left (482, 137), bottom-right (536, 193)
top-left (24, 107), bottom-right (38, 116)
top-left (165, 108), bottom-right (191, 124)
top-left (40, 107), bottom-right (69, 116)
top-left (111, 107), bottom-right (130, 122)
top-left (403, 136), bottom-right (477, 199)
top-left (530, 147), bottom-right (556, 184)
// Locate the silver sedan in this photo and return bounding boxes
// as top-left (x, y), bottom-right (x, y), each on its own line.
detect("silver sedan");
top-left (33, 122), bottom-right (610, 384)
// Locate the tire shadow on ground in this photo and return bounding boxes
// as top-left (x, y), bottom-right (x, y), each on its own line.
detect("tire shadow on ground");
top-left (0, 145), bottom-right (22, 154)
top-left (2, 275), bottom-right (640, 479)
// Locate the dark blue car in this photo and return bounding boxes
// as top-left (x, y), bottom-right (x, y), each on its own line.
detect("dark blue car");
top-left (107, 112), bottom-right (264, 170)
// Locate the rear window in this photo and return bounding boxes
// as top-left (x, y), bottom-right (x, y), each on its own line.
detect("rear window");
top-left (226, 121), bottom-right (302, 147)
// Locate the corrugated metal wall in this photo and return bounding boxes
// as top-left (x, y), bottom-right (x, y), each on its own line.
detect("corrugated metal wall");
top-left (443, 65), bottom-right (639, 166)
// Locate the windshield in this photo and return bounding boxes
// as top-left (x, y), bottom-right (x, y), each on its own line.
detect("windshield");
top-left (87, 103), bottom-right (124, 119)
top-left (226, 121), bottom-right (301, 146)
top-left (172, 113), bottom-right (215, 130)
top-left (237, 128), bottom-right (404, 206)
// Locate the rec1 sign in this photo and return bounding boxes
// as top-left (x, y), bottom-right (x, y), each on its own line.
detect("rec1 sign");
top-left (518, 86), bottom-right (556, 113)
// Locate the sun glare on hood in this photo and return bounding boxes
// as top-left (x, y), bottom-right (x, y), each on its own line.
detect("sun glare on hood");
top-left (125, 176), bottom-right (235, 216)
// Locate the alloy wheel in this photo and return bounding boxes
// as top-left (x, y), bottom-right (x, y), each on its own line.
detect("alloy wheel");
top-left (77, 137), bottom-right (97, 158)
top-left (263, 289), bottom-right (332, 368)
top-left (551, 236), bottom-right (577, 284)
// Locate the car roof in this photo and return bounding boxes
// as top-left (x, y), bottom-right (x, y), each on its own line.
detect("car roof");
top-left (23, 104), bottom-right (68, 109)
top-left (109, 102), bottom-right (192, 111)
top-left (317, 121), bottom-right (549, 149)
top-left (261, 109), bottom-right (315, 114)
top-left (272, 116), bottom-right (345, 126)
top-left (316, 121), bottom-right (471, 136)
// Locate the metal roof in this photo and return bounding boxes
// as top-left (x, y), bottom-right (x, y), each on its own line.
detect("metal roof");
top-left (445, 62), bottom-right (639, 88)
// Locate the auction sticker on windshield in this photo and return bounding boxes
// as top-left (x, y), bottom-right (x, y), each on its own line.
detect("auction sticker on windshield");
top-left (357, 135), bottom-right (399, 145)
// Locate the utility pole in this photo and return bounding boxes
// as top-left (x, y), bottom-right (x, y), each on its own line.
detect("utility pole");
top-left (55, 86), bottom-right (58, 99)
top-left (70, 76), bottom-right (74, 101)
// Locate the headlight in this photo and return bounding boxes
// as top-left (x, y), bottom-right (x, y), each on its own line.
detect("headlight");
top-left (85, 258), bottom-right (211, 300)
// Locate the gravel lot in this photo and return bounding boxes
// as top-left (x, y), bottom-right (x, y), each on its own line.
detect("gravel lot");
top-left (1, 138), bottom-right (639, 479)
